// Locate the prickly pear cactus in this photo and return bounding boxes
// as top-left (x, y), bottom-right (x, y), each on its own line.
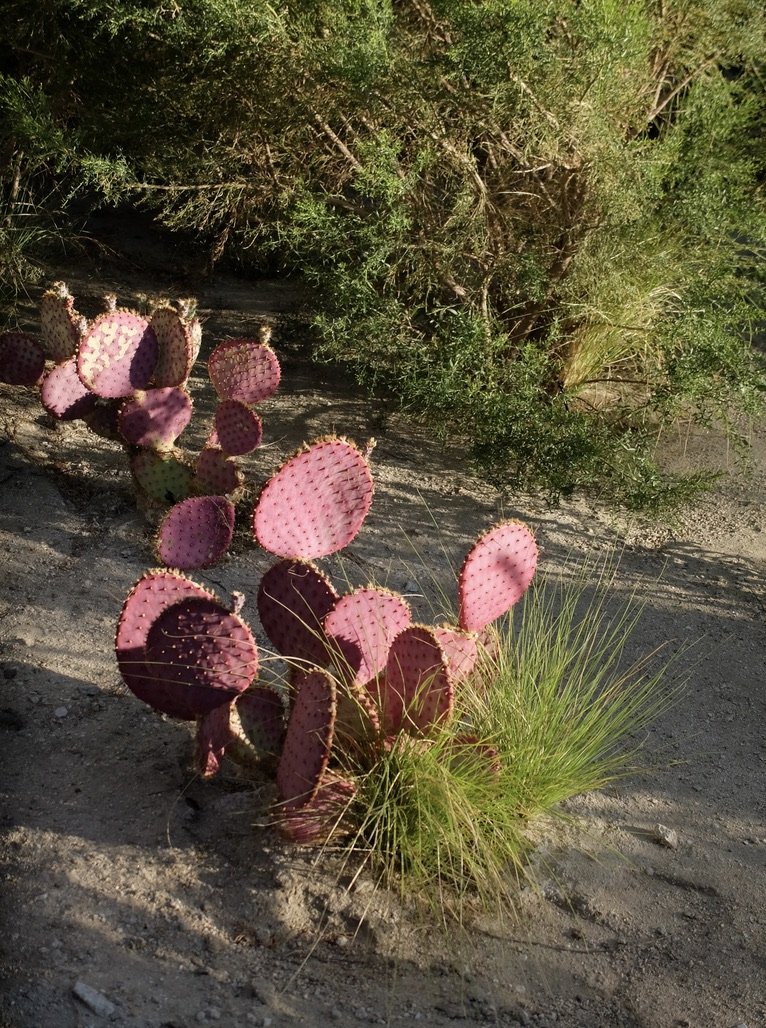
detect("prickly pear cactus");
top-left (0, 332), bottom-right (46, 386)
top-left (252, 437), bottom-right (374, 559)
top-left (276, 668), bottom-right (336, 812)
top-left (324, 587), bottom-right (411, 687)
top-left (150, 305), bottom-right (195, 387)
top-left (257, 558), bottom-right (338, 667)
top-left (77, 310), bottom-right (158, 398)
top-left (457, 520), bottom-right (538, 633)
top-left (118, 386), bottom-right (193, 449)
top-left (155, 495), bottom-right (235, 570)
top-left (39, 281), bottom-right (82, 363)
top-left (40, 358), bottom-right (97, 421)
top-left (432, 626), bottom-right (479, 686)
top-left (214, 399), bottom-right (263, 456)
top-left (208, 337), bottom-right (281, 405)
top-left (377, 625), bottom-right (453, 736)
top-left (193, 447), bottom-right (243, 497)
top-left (131, 449), bottom-right (193, 505)
top-left (277, 771), bottom-right (356, 845)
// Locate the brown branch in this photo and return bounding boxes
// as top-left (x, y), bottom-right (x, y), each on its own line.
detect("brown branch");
top-left (645, 55), bottom-right (719, 124)
top-left (313, 115), bottom-right (363, 172)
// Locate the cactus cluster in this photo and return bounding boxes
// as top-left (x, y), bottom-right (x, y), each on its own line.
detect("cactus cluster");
top-left (115, 435), bottom-right (539, 845)
top-left (1, 283), bottom-right (282, 564)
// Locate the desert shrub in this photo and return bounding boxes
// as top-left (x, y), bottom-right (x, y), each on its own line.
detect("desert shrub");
top-left (2, 1), bottom-right (765, 504)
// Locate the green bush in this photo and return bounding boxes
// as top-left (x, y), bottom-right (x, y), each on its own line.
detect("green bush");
top-left (2, 1), bottom-right (765, 504)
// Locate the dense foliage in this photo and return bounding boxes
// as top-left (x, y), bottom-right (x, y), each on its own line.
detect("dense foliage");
top-left (2, 1), bottom-right (765, 505)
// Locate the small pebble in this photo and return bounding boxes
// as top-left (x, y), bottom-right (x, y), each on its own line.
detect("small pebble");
top-left (653, 823), bottom-right (679, 849)
top-left (72, 980), bottom-right (116, 1018)
top-left (54, 706), bottom-right (68, 719)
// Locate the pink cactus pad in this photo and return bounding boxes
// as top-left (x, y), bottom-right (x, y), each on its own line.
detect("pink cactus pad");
top-left (40, 357), bottom-right (97, 420)
top-left (150, 306), bottom-right (195, 386)
top-left (208, 338), bottom-right (281, 404)
top-left (324, 587), bottom-right (411, 687)
top-left (214, 399), bottom-right (263, 456)
top-left (378, 625), bottom-right (453, 736)
top-left (39, 283), bottom-right (82, 363)
top-left (156, 495), bottom-right (235, 570)
top-left (276, 668), bottom-right (337, 812)
top-left (252, 437), bottom-right (374, 559)
top-left (257, 558), bottom-right (338, 666)
top-left (194, 702), bottom-right (234, 778)
top-left (458, 520), bottom-right (538, 632)
top-left (277, 771), bottom-right (356, 845)
top-left (194, 447), bottom-right (243, 496)
top-left (0, 332), bottom-right (45, 386)
top-left (77, 310), bottom-right (158, 398)
top-left (118, 386), bottom-right (193, 448)
top-left (115, 569), bottom-right (218, 717)
top-left (433, 626), bottom-right (479, 685)
top-left (334, 680), bottom-right (381, 752)
top-left (142, 596), bottom-right (258, 719)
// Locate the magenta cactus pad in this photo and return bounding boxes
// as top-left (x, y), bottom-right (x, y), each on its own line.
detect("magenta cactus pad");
top-left (208, 338), bottom-right (281, 404)
top-left (40, 358), bottom-right (97, 421)
top-left (257, 558), bottom-right (338, 666)
top-left (39, 283), bottom-right (82, 363)
top-left (252, 437), bottom-right (374, 559)
top-left (276, 668), bottom-right (337, 812)
top-left (378, 625), bottom-right (453, 735)
top-left (142, 596), bottom-right (258, 720)
top-left (214, 399), bottom-right (263, 456)
top-left (0, 332), bottom-right (46, 386)
top-left (457, 520), bottom-right (538, 633)
top-left (156, 495), bottom-right (235, 570)
top-left (150, 306), bottom-right (195, 387)
top-left (194, 447), bottom-right (243, 496)
top-left (324, 586), bottom-right (411, 687)
top-left (277, 772), bottom-right (356, 845)
top-left (77, 310), bottom-right (159, 398)
top-left (432, 626), bottom-right (479, 685)
top-left (118, 386), bottom-right (193, 449)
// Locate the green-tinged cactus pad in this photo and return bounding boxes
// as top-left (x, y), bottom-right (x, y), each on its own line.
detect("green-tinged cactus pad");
top-left (458, 520), bottom-right (538, 633)
top-left (208, 338), bottom-right (281, 404)
top-left (253, 437), bottom-right (374, 559)
top-left (194, 447), bottom-right (243, 496)
top-left (118, 386), bottom-right (193, 449)
top-left (0, 332), bottom-right (45, 386)
top-left (150, 306), bottom-right (195, 387)
top-left (214, 399), bottom-right (263, 456)
top-left (40, 282), bottom-right (82, 363)
top-left (378, 625), bottom-right (453, 736)
top-left (40, 358), bottom-right (97, 421)
top-left (277, 771), bottom-right (356, 845)
top-left (156, 495), bottom-right (235, 570)
top-left (433, 626), bottom-right (479, 685)
top-left (257, 558), bottom-right (337, 666)
top-left (276, 668), bottom-right (336, 812)
top-left (334, 681), bottom-right (380, 753)
top-left (116, 569), bottom-right (218, 718)
top-left (142, 596), bottom-right (258, 720)
top-left (324, 587), bottom-right (411, 687)
top-left (132, 449), bottom-right (193, 504)
top-left (77, 310), bottom-right (158, 398)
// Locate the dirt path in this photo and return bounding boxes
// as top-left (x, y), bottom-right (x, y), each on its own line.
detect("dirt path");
top-left (1, 254), bottom-right (765, 1028)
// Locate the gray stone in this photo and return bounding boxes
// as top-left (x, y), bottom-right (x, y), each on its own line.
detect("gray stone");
top-left (72, 980), bottom-right (116, 1018)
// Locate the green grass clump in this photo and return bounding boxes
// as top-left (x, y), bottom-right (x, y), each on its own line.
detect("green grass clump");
top-left (342, 566), bottom-right (676, 921)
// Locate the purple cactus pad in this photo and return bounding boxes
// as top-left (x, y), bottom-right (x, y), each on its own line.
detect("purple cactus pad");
top-left (432, 626), bottom-right (479, 686)
top-left (150, 306), bottom-right (195, 387)
top-left (77, 310), bottom-right (159, 398)
top-left (458, 520), bottom-right (538, 633)
top-left (276, 668), bottom-right (336, 812)
top-left (40, 358), bottom-right (97, 420)
top-left (194, 702), bottom-right (234, 778)
top-left (118, 386), bottom-right (193, 448)
top-left (40, 285), bottom-right (81, 363)
top-left (277, 771), bottom-right (356, 845)
top-left (156, 495), bottom-right (235, 570)
top-left (214, 399), bottom-right (263, 456)
top-left (379, 625), bottom-right (453, 736)
top-left (208, 338), bottom-right (281, 404)
top-left (257, 559), bottom-right (338, 666)
top-left (142, 596), bottom-right (258, 720)
top-left (0, 332), bottom-right (45, 386)
top-left (324, 587), bottom-right (411, 687)
top-left (252, 437), bottom-right (374, 559)
top-left (194, 447), bottom-right (243, 496)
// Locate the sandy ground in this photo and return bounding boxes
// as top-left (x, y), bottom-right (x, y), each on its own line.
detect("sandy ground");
top-left (1, 241), bottom-right (765, 1028)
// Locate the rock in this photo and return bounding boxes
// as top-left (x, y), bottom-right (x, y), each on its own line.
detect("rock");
top-left (653, 823), bottom-right (679, 849)
top-left (54, 706), bottom-right (69, 719)
top-left (72, 980), bottom-right (116, 1018)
